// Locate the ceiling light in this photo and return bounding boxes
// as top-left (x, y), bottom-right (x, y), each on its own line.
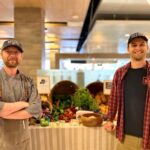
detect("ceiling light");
top-left (49, 43), bottom-right (60, 49)
top-left (125, 34), bottom-right (130, 37)
top-left (67, 21), bottom-right (83, 27)
top-left (147, 0), bottom-right (150, 4)
top-left (46, 33), bottom-right (56, 38)
top-left (44, 28), bottom-right (48, 33)
top-left (72, 15), bottom-right (79, 20)
top-left (96, 45), bottom-right (101, 49)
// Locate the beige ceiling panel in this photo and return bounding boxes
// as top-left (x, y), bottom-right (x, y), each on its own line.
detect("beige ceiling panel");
top-left (98, 0), bottom-right (150, 14)
top-left (0, 25), bottom-right (14, 38)
top-left (84, 20), bottom-right (150, 53)
top-left (45, 0), bottom-right (90, 22)
top-left (46, 26), bottom-right (81, 39)
top-left (0, 0), bottom-right (13, 8)
top-left (0, 0), bottom-right (13, 21)
top-left (14, 0), bottom-right (44, 8)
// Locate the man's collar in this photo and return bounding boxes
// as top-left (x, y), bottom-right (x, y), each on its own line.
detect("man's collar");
top-left (1, 67), bottom-right (20, 79)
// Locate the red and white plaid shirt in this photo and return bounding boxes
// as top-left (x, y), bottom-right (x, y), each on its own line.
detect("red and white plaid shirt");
top-left (107, 61), bottom-right (150, 150)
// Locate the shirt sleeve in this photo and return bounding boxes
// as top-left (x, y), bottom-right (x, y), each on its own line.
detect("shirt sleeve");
top-left (25, 80), bottom-right (41, 119)
top-left (107, 70), bottom-right (119, 121)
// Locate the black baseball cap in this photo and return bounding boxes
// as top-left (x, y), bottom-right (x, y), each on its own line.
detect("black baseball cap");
top-left (1, 39), bottom-right (23, 53)
top-left (128, 32), bottom-right (148, 45)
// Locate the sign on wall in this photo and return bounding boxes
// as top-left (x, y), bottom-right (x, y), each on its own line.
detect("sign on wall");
top-left (103, 80), bottom-right (112, 95)
top-left (37, 76), bottom-right (50, 94)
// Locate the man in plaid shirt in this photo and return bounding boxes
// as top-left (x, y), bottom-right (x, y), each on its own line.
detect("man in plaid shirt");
top-left (104, 32), bottom-right (150, 150)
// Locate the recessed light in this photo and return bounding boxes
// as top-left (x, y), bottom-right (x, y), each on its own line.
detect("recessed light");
top-left (44, 28), bottom-right (48, 33)
top-left (72, 15), bottom-right (79, 20)
top-left (147, 0), bottom-right (150, 4)
top-left (125, 34), bottom-right (130, 37)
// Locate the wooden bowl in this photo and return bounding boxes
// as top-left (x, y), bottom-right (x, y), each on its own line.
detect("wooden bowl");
top-left (80, 113), bottom-right (103, 127)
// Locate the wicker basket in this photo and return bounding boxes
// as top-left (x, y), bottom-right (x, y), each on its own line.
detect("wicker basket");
top-left (51, 80), bottom-right (78, 99)
top-left (50, 80), bottom-right (78, 104)
top-left (80, 113), bottom-right (103, 127)
top-left (86, 81), bottom-right (103, 97)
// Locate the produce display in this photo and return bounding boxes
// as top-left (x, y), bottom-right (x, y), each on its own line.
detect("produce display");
top-left (86, 81), bottom-right (109, 118)
top-left (33, 80), bottom-right (110, 127)
top-left (49, 80), bottom-right (78, 122)
top-left (59, 107), bottom-right (77, 122)
top-left (71, 88), bottom-right (99, 111)
top-left (40, 117), bottom-right (49, 127)
top-left (51, 102), bottom-right (77, 122)
top-left (40, 101), bottom-right (51, 126)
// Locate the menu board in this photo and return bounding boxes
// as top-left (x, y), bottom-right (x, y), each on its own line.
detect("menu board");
top-left (37, 76), bottom-right (50, 94)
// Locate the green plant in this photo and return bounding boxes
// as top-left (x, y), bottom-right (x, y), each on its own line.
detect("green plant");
top-left (71, 88), bottom-right (98, 111)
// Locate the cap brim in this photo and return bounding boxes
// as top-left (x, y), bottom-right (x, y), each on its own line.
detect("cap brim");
top-left (128, 36), bottom-right (148, 45)
top-left (1, 45), bottom-right (23, 53)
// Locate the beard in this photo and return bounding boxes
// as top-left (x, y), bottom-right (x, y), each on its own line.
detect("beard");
top-left (4, 59), bottom-right (19, 68)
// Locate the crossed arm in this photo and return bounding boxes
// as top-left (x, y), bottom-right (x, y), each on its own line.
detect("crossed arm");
top-left (0, 101), bottom-right (32, 119)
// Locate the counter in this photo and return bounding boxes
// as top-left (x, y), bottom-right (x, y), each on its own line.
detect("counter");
top-left (29, 123), bottom-right (117, 150)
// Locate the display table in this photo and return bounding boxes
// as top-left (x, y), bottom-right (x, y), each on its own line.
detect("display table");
top-left (29, 123), bottom-right (117, 150)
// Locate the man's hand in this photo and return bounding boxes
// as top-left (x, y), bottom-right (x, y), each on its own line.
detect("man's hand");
top-left (104, 121), bottom-right (116, 132)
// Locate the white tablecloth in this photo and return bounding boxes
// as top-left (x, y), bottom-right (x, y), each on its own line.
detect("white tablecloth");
top-left (29, 123), bottom-right (117, 150)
